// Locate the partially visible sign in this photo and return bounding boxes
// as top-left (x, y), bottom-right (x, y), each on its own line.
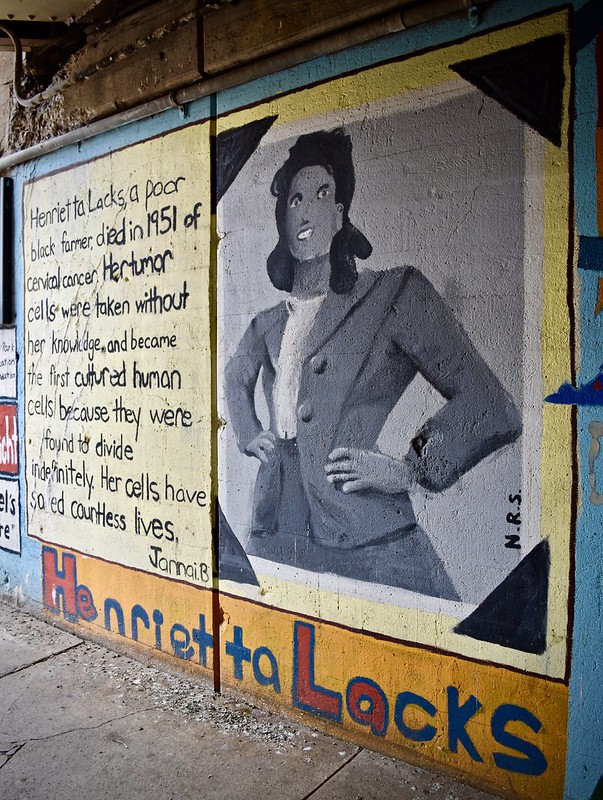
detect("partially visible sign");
top-left (0, 327), bottom-right (19, 554)
top-left (0, 327), bottom-right (16, 398)
top-left (0, 478), bottom-right (19, 553)
top-left (0, 403), bottom-right (18, 476)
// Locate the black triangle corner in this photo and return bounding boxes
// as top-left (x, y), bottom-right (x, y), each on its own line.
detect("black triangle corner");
top-left (215, 115), bottom-right (278, 206)
top-left (450, 34), bottom-right (566, 147)
top-left (454, 539), bottom-right (550, 655)
top-left (217, 502), bottom-right (259, 586)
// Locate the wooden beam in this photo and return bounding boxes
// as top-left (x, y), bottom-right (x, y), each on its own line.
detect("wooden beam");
top-left (202, 0), bottom-right (414, 74)
top-left (61, 14), bottom-right (201, 121)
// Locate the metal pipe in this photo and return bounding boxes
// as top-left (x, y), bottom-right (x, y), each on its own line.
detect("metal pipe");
top-left (0, 24), bottom-right (31, 108)
top-left (0, 23), bottom-right (76, 108)
top-left (0, 0), bottom-right (490, 174)
top-left (0, 8), bottom-right (206, 110)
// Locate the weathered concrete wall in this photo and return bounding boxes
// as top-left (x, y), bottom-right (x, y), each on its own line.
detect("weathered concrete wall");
top-left (1, 2), bottom-right (602, 799)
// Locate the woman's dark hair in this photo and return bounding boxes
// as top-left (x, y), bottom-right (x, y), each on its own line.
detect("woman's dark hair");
top-left (267, 128), bottom-right (372, 294)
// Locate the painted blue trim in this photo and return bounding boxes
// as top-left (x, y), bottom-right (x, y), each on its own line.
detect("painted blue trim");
top-left (558, 19), bottom-right (603, 798)
top-left (575, 270), bottom-right (603, 386)
top-left (565, 408), bottom-right (603, 800)
top-left (574, 38), bottom-right (599, 235)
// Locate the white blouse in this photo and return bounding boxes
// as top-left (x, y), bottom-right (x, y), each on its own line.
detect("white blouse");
top-left (272, 294), bottom-right (324, 439)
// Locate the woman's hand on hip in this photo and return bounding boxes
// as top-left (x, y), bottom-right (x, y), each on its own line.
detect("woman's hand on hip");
top-left (246, 431), bottom-right (277, 463)
top-left (325, 448), bottom-right (415, 494)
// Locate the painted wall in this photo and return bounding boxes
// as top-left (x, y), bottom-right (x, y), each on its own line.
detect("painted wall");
top-left (1, 3), bottom-right (602, 799)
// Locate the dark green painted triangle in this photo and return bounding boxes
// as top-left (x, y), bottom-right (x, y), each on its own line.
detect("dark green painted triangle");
top-left (454, 540), bottom-right (549, 654)
top-left (451, 35), bottom-right (566, 146)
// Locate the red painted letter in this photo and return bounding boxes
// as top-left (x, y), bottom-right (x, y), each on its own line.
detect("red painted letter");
top-left (293, 621), bottom-right (342, 722)
top-left (42, 547), bottom-right (78, 621)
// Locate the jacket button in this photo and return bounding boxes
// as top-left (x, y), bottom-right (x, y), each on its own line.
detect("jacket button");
top-left (298, 403), bottom-right (313, 422)
top-left (311, 355), bottom-right (327, 374)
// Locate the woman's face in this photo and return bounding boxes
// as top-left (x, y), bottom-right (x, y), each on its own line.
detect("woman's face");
top-left (284, 165), bottom-right (343, 262)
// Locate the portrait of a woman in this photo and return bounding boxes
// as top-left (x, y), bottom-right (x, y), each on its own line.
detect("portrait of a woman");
top-left (225, 127), bottom-right (521, 601)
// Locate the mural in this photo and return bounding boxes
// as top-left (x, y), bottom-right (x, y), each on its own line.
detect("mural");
top-left (224, 126), bottom-right (521, 601)
top-left (217, 11), bottom-right (572, 679)
top-left (16, 7), bottom-right (581, 799)
top-left (213, 14), bottom-right (575, 795)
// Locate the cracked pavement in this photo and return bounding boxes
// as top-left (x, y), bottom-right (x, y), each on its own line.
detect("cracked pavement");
top-left (0, 599), bottom-right (503, 800)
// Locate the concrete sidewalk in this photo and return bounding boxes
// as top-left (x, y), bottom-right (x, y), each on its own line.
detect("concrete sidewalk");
top-left (0, 599), bottom-right (502, 800)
